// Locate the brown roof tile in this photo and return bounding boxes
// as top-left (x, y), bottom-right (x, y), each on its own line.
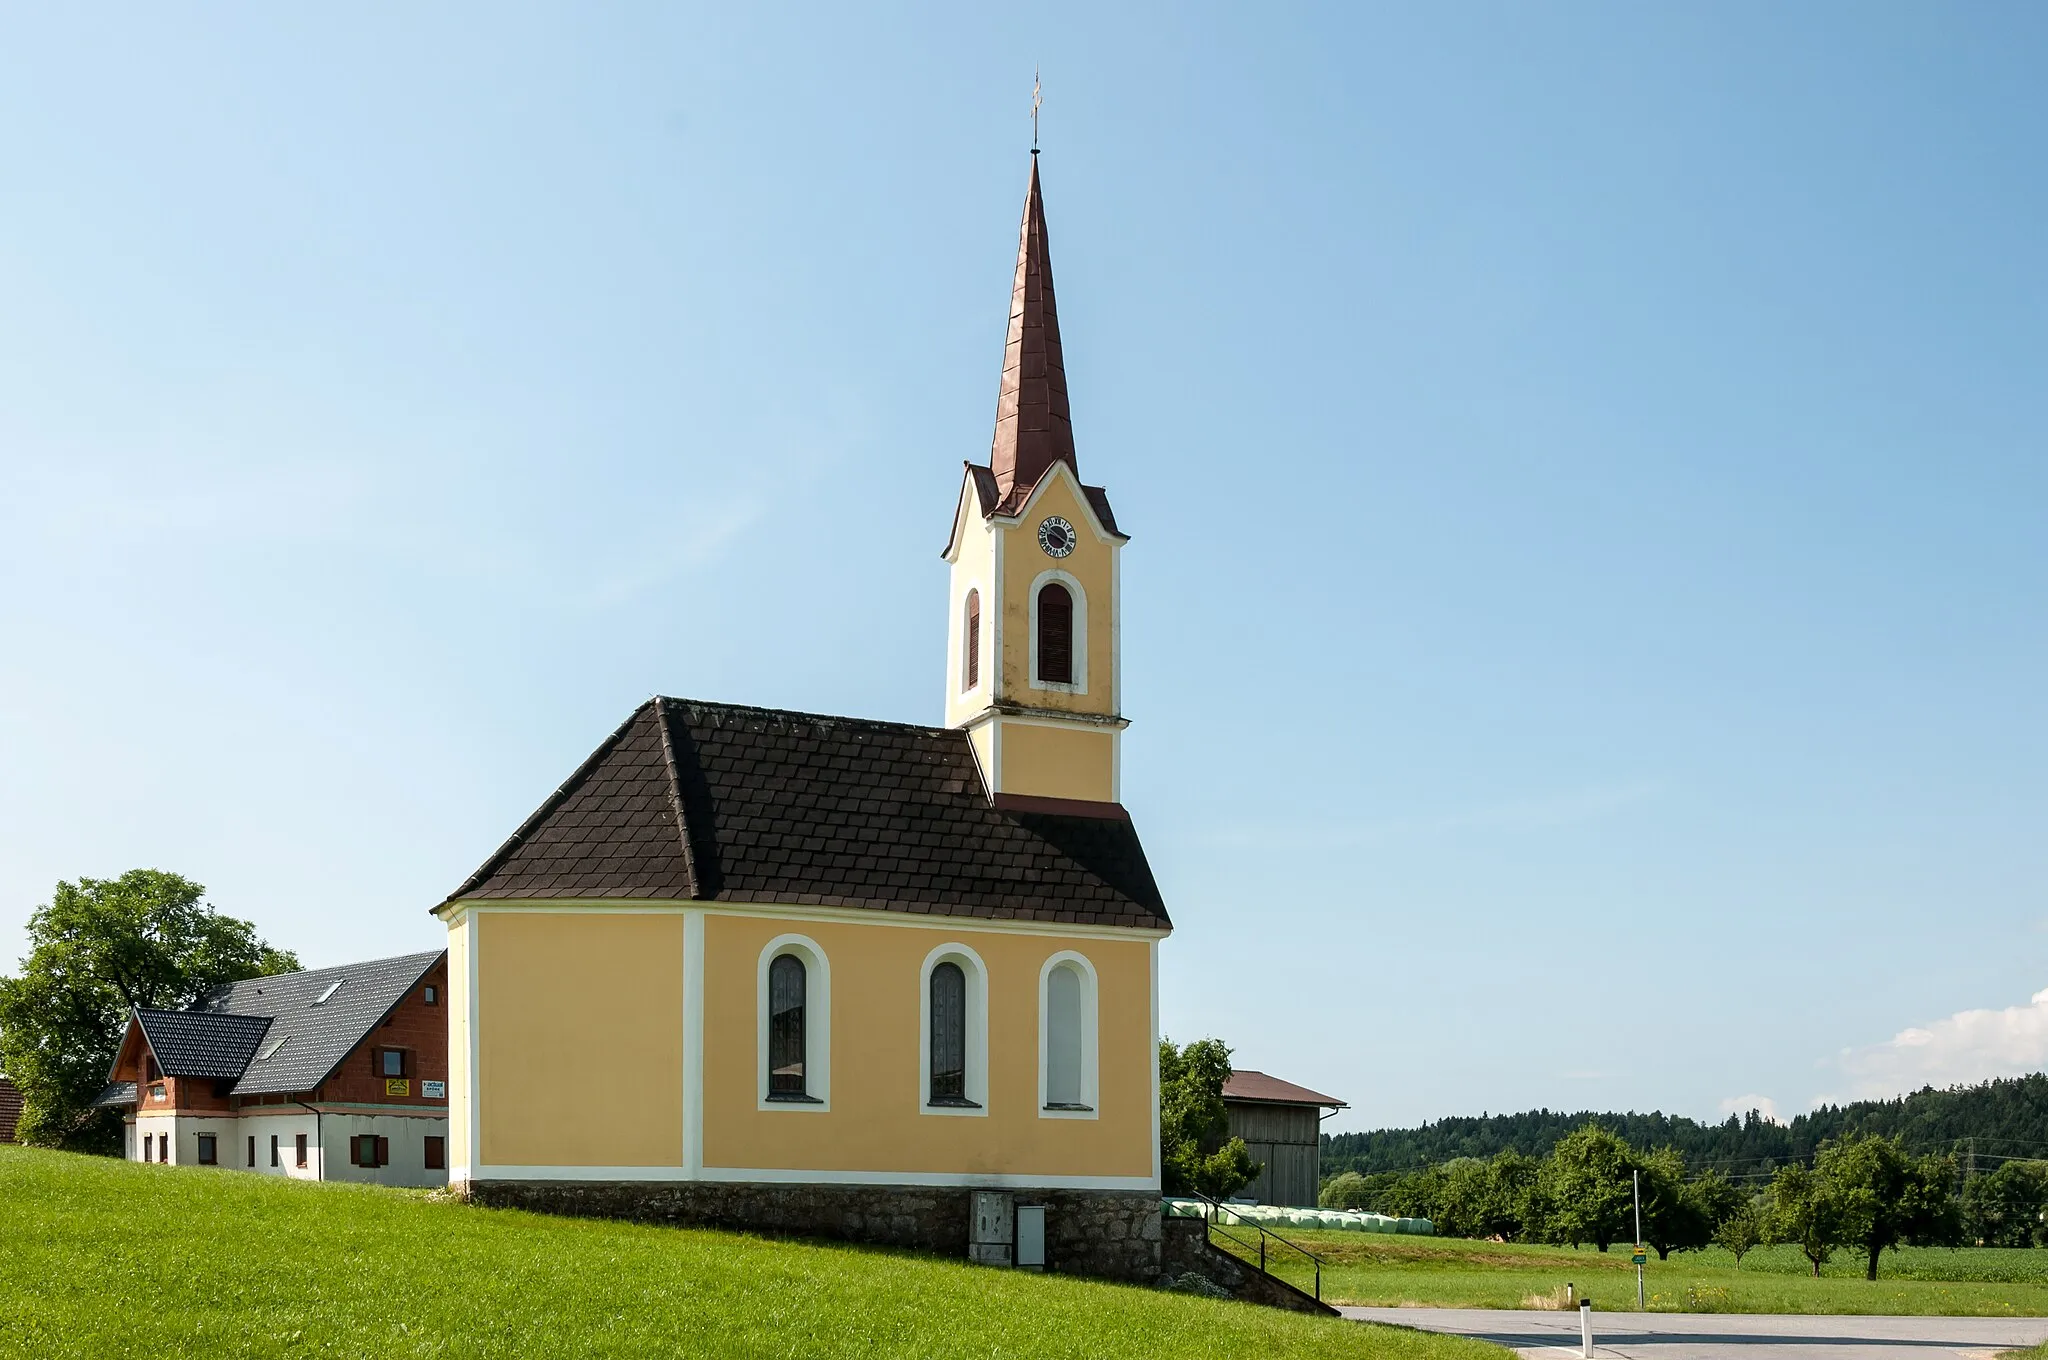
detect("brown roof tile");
top-left (446, 699), bottom-right (1169, 931)
top-left (1222, 1069), bottom-right (1348, 1109)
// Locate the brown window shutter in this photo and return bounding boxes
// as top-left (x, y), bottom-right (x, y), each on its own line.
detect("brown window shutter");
top-left (965, 590), bottom-right (980, 688)
top-left (1037, 583), bottom-right (1073, 684)
top-left (377, 1136), bottom-right (390, 1168)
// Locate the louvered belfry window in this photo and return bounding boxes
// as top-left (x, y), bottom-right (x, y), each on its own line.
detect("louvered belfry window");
top-left (1037, 582), bottom-right (1073, 685)
top-left (964, 590), bottom-right (981, 690)
top-left (767, 953), bottom-right (807, 1098)
top-left (929, 962), bottom-right (967, 1103)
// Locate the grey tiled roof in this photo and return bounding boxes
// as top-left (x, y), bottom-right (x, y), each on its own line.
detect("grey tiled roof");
top-left (133, 1009), bottom-right (273, 1079)
top-left (448, 699), bottom-right (1170, 931)
top-left (92, 1081), bottom-right (137, 1108)
top-left (194, 950), bottom-right (444, 1096)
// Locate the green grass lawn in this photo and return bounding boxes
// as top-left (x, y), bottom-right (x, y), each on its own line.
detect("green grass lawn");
top-left (1205, 1223), bottom-right (2048, 1317)
top-left (0, 1149), bottom-right (1507, 1360)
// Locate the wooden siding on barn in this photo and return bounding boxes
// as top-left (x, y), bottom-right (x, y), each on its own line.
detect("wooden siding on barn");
top-left (1225, 1099), bottom-right (1322, 1207)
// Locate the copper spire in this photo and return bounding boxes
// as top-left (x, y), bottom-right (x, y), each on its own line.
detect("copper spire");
top-left (988, 155), bottom-right (1076, 500)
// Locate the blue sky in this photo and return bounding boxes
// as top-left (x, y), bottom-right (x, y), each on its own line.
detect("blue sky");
top-left (2, 4), bottom-right (2043, 1132)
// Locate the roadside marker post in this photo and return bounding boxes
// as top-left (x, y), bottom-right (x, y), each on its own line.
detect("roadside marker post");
top-left (1579, 1298), bottom-right (1593, 1358)
top-left (1633, 1170), bottom-right (1645, 1312)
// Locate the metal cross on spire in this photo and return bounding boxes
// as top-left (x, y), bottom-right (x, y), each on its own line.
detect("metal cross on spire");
top-left (1031, 68), bottom-right (1042, 152)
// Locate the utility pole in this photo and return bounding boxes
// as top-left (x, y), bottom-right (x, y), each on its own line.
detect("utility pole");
top-left (1634, 1169), bottom-right (1645, 1312)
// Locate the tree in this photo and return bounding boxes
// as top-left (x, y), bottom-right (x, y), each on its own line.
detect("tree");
top-left (1713, 1194), bottom-right (1768, 1267)
top-left (1638, 1146), bottom-right (1716, 1259)
top-left (0, 871), bottom-right (299, 1151)
top-left (1541, 1125), bottom-right (1637, 1250)
top-left (1963, 1160), bottom-right (2048, 1247)
top-left (1158, 1037), bottom-right (1258, 1200)
top-left (1817, 1133), bottom-right (1960, 1280)
top-left (1479, 1149), bottom-right (1544, 1242)
top-left (1320, 1171), bottom-right (1372, 1209)
top-left (1768, 1163), bottom-right (1844, 1277)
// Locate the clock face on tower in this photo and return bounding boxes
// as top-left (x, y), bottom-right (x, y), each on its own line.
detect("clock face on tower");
top-left (1037, 516), bottom-right (1076, 558)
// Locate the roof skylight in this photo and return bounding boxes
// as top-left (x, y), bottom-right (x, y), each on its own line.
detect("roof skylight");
top-left (313, 980), bottom-right (344, 1006)
top-left (255, 1034), bottom-right (289, 1062)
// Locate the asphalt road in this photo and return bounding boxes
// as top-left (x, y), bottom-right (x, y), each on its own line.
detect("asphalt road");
top-left (1339, 1307), bottom-right (2048, 1360)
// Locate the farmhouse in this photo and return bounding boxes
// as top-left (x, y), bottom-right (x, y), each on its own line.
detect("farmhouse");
top-left (97, 950), bottom-right (450, 1186)
top-left (436, 154), bottom-right (1174, 1281)
top-left (1223, 1070), bottom-right (1347, 1208)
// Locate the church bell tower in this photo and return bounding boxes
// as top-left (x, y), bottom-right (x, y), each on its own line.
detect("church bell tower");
top-left (942, 154), bottom-right (1128, 808)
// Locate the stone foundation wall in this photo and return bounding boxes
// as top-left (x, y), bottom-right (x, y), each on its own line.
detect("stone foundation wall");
top-left (460, 1178), bottom-right (1162, 1283)
top-left (1160, 1218), bottom-right (1336, 1315)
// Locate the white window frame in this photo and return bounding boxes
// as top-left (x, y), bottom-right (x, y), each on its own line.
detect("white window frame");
top-left (1027, 569), bottom-right (1088, 695)
top-left (1037, 950), bottom-right (1100, 1119)
top-left (918, 942), bottom-right (989, 1117)
top-left (960, 587), bottom-right (983, 695)
top-left (757, 934), bottom-right (831, 1112)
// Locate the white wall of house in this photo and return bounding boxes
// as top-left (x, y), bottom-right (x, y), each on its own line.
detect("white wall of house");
top-left (321, 1110), bottom-right (449, 1189)
top-left (132, 1113), bottom-right (241, 1168)
top-left (123, 1108), bottom-right (444, 1186)
top-left (234, 1111), bottom-right (325, 1179)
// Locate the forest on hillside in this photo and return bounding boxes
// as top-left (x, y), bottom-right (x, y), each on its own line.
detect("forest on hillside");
top-left (1321, 1073), bottom-right (2048, 1180)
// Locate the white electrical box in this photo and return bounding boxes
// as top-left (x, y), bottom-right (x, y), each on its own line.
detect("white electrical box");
top-left (1015, 1204), bottom-right (1046, 1270)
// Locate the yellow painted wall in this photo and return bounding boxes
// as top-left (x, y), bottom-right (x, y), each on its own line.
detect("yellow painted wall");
top-left (446, 914), bottom-right (470, 1173)
top-left (943, 483), bottom-right (995, 732)
top-left (700, 914), bottom-right (1154, 1180)
top-left (475, 911), bottom-right (685, 1168)
top-left (995, 721), bottom-right (1115, 802)
top-left (995, 472), bottom-right (1117, 717)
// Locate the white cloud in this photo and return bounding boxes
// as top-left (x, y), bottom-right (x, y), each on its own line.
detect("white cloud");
top-left (1718, 1094), bottom-right (1781, 1124)
top-left (1828, 986), bottom-right (2048, 1102)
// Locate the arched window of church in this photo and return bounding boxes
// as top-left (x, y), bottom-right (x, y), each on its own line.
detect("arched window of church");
top-left (1036, 582), bottom-right (1073, 685)
top-left (963, 589), bottom-right (980, 691)
top-left (929, 962), bottom-right (969, 1104)
top-left (767, 953), bottom-right (808, 1099)
top-left (1045, 962), bottom-right (1085, 1108)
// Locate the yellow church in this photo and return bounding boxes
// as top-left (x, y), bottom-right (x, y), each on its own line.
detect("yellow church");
top-left (433, 153), bottom-right (1171, 1280)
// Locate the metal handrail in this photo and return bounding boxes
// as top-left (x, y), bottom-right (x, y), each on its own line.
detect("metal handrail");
top-left (1185, 1188), bottom-right (1325, 1302)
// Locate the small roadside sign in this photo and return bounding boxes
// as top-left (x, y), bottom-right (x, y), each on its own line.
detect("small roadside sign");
top-left (1630, 1246), bottom-right (1647, 1265)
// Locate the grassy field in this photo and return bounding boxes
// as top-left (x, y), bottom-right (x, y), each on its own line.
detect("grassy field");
top-left (0, 1148), bottom-right (1508, 1360)
top-left (1205, 1223), bottom-right (2048, 1317)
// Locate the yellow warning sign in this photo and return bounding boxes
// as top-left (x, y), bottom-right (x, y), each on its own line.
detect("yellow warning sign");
top-left (385, 1078), bottom-right (410, 1097)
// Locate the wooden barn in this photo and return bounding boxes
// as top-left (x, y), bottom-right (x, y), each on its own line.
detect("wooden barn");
top-left (1222, 1070), bottom-right (1347, 1208)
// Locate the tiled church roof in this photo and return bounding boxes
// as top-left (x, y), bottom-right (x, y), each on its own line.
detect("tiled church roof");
top-left (446, 699), bottom-right (1171, 931)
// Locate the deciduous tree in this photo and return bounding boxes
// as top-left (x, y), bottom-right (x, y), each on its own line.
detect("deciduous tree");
top-left (0, 871), bottom-right (299, 1151)
top-left (1962, 1160), bottom-right (2048, 1247)
top-left (1319, 1171), bottom-right (1371, 1209)
top-left (1817, 1133), bottom-right (1961, 1280)
top-left (1712, 1194), bottom-right (1767, 1267)
top-left (1769, 1163), bottom-right (1844, 1277)
top-left (1158, 1037), bottom-right (1258, 1200)
top-left (1541, 1125), bottom-right (1636, 1250)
